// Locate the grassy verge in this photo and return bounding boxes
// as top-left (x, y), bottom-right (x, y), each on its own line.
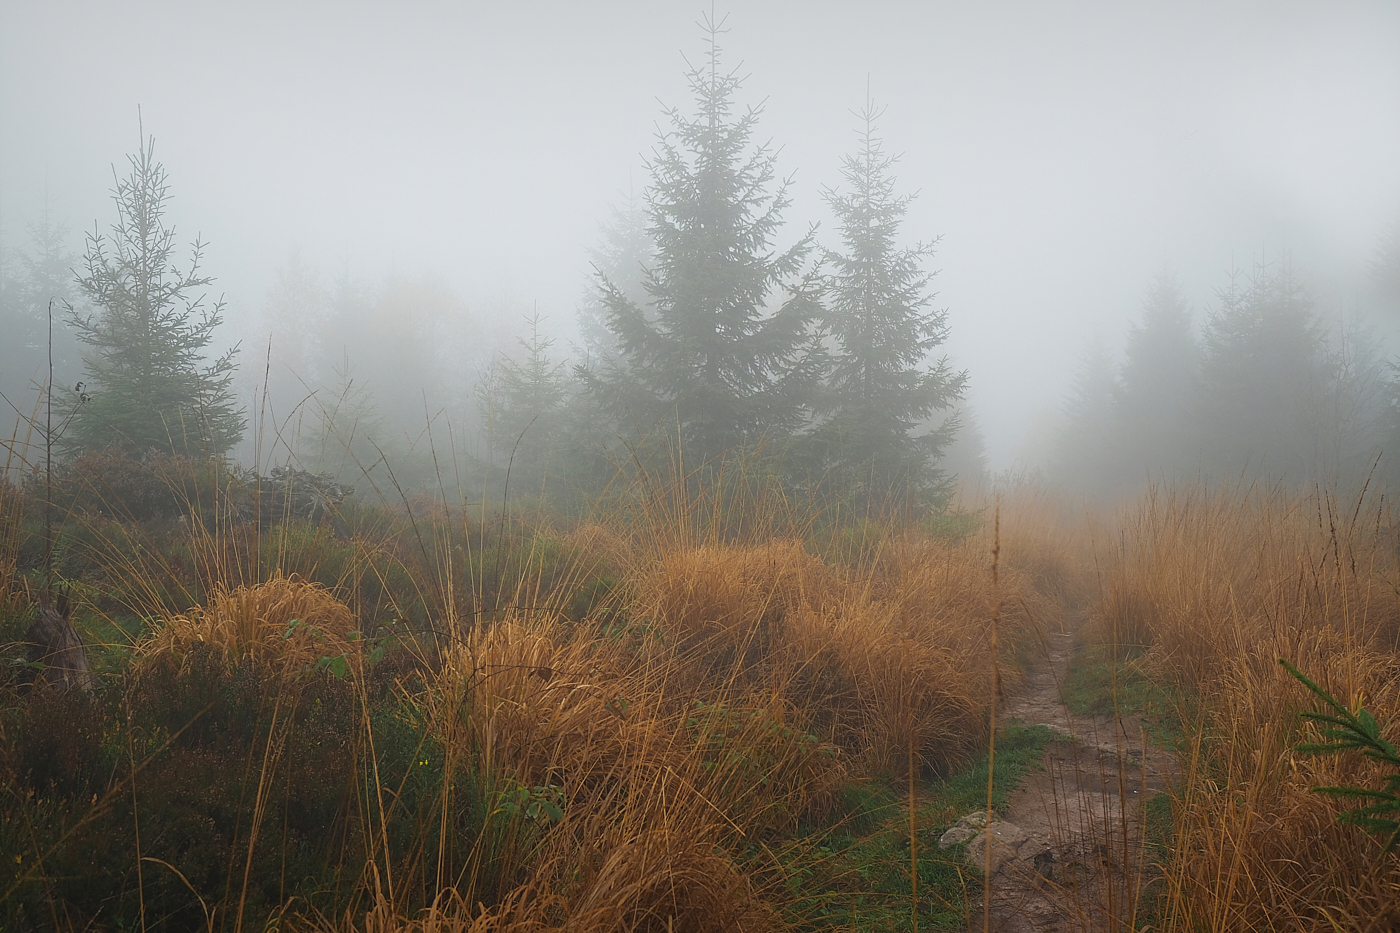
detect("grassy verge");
top-left (772, 720), bottom-right (1059, 931)
top-left (1086, 483), bottom-right (1400, 930)
top-left (1058, 643), bottom-right (1189, 753)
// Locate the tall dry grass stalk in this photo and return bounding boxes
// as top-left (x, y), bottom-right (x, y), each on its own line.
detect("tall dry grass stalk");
top-left (970, 480), bottom-right (1097, 614)
top-left (1098, 482), bottom-right (1400, 930)
top-left (0, 476), bottom-right (23, 613)
top-left (1, 397), bottom-right (41, 611)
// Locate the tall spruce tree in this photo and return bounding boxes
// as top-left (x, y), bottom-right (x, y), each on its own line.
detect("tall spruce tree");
top-left (583, 17), bottom-right (823, 469)
top-left (65, 133), bottom-right (244, 457)
top-left (811, 101), bottom-right (965, 502)
top-left (1114, 269), bottom-right (1199, 481)
top-left (1196, 258), bottom-right (1329, 480)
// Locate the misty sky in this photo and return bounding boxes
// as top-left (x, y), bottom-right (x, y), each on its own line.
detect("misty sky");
top-left (4, 1), bottom-right (1399, 468)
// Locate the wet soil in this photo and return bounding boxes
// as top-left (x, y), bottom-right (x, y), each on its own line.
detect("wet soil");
top-left (963, 619), bottom-right (1179, 932)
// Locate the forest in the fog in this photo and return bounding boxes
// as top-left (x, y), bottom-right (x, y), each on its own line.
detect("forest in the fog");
top-left (2, 18), bottom-right (984, 511)
top-left (2, 4), bottom-right (1400, 507)
top-left (7, 7), bottom-right (1400, 933)
top-left (1051, 242), bottom-right (1400, 494)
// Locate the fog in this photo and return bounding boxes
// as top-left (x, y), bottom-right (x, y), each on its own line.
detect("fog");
top-left (3, 0), bottom-right (1399, 474)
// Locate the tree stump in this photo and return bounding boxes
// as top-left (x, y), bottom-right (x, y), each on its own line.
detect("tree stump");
top-left (25, 592), bottom-right (93, 693)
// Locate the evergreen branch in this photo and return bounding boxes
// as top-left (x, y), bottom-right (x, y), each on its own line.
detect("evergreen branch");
top-left (1281, 657), bottom-right (1400, 854)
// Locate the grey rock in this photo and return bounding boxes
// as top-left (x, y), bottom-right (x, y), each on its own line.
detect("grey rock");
top-left (937, 811), bottom-right (989, 848)
top-left (963, 820), bottom-right (1030, 875)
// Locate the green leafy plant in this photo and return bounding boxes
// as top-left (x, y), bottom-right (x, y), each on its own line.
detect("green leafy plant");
top-left (287, 621), bottom-right (387, 679)
top-left (491, 779), bottom-right (565, 824)
top-left (1281, 658), bottom-right (1400, 853)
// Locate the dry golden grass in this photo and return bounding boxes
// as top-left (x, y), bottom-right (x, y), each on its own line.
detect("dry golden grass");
top-left (304, 853), bottom-right (778, 933)
top-left (974, 479), bottom-right (1098, 612)
top-left (14, 451), bottom-right (1090, 932)
top-left (0, 486), bottom-right (21, 612)
top-left (622, 529), bottom-right (1053, 775)
top-left (1095, 483), bottom-right (1400, 931)
top-left (102, 465), bottom-right (1400, 930)
top-left (340, 478), bottom-right (1074, 931)
top-left (418, 614), bottom-right (845, 912)
top-left (135, 572), bottom-right (363, 671)
top-left (1094, 484), bottom-right (1400, 675)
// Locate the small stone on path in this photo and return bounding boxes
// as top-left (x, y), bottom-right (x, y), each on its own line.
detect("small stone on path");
top-left (937, 810), bottom-right (988, 847)
top-left (938, 812), bottom-right (1032, 875)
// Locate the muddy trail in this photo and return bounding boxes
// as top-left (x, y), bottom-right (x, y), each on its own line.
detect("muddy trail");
top-left (958, 616), bottom-right (1179, 933)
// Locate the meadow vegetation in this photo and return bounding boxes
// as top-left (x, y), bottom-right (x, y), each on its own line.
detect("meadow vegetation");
top-left (1084, 482), bottom-right (1400, 931)
top-left (0, 441), bottom-right (1086, 932)
top-left (3, 11), bottom-right (1396, 930)
top-left (7, 431), bottom-right (1400, 930)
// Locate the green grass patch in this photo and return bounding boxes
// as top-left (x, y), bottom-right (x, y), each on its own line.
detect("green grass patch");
top-left (1127, 791), bottom-right (1175, 929)
top-left (1140, 791), bottom-right (1173, 864)
top-left (773, 720), bottom-right (1059, 931)
top-left (1060, 643), bottom-right (1189, 752)
top-left (923, 720), bottom-right (1061, 823)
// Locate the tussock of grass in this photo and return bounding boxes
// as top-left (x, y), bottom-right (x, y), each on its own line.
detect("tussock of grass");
top-left (623, 527), bottom-right (1058, 778)
top-left (136, 572), bottom-right (362, 670)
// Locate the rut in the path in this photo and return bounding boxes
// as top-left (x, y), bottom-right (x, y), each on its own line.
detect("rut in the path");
top-left (961, 619), bottom-right (1178, 933)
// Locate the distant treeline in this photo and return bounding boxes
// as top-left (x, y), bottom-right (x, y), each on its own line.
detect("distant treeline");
top-left (1052, 238), bottom-right (1400, 496)
top-left (6, 19), bottom-right (1398, 508)
top-left (2, 24), bottom-right (979, 514)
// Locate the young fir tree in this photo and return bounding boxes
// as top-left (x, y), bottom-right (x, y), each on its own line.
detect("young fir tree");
top-left (583, 17), bottom-right (823, 470)
top-left (64, 133), bottom-right (244, 458)
top-left (477, 312), bottom-right (571, 496)
top-left (811, 101), bottom-right (965, 503)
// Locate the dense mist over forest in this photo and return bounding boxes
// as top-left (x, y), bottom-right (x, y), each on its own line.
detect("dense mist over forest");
top-left (9, 8), bottom-right (1400, 929)
top-left (3, 2), bottom-right (1399, 499)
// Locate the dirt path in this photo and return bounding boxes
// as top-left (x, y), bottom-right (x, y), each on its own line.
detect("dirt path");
top-left (961, 616), bottom-right (1178, 932)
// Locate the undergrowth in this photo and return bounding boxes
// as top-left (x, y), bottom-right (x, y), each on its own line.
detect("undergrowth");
top-left (0, 448), bottom-right (1083, 931)
top-left (1086, 483), bottom-right (1400, 932)
top-left (770, 720), bottom-right (1059, 932)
